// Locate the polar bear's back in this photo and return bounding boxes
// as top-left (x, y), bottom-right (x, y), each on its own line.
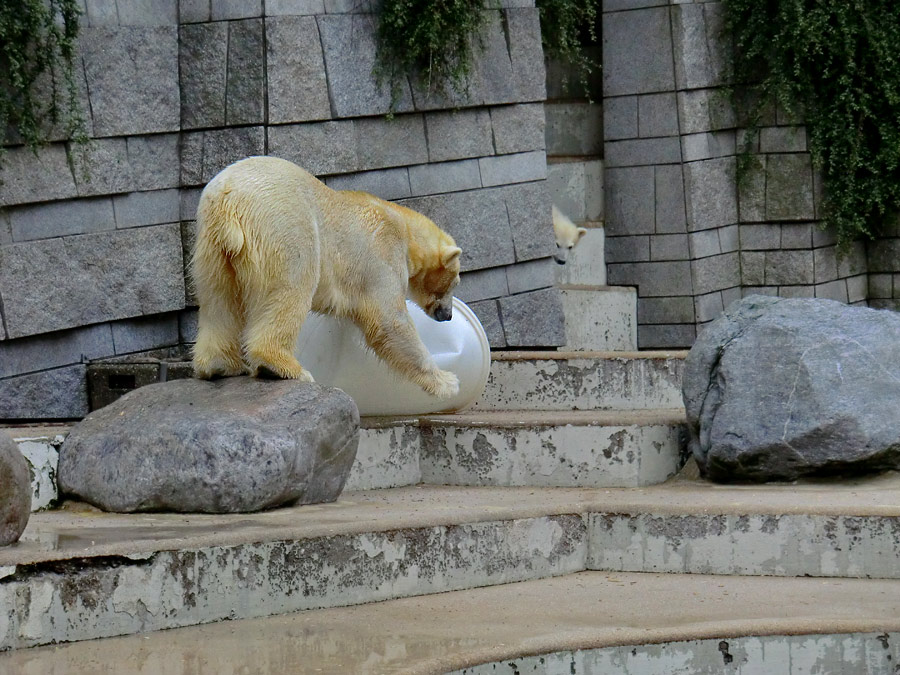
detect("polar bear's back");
top-left (204, 155), bottom-right (321, 208)
top-left (197, 156), bottom-right (324, 257)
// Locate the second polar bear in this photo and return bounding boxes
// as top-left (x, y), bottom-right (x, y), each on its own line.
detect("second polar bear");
top-left (552, 205), bottom-right (587, 265)
top-left (191, 156), bottom-right (462, 399)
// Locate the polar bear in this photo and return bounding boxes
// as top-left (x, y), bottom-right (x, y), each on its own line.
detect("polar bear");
top-left (552, 205), bottom-right (587, 265)
top-left (191, 156), bottom-right (461, 399)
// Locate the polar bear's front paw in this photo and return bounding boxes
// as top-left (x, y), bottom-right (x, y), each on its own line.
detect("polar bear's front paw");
top-left (426, 369), bottom-right (460, 399)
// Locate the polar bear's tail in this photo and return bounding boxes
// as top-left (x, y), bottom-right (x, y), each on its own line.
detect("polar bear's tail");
top-left (190, 177), bottom-right (247, 316)
top-left (196, 179), bottom-right (246, 258)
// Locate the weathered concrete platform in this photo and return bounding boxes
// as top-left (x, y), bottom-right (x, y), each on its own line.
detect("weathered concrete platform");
top-left (355, 408), bottom-right (687, 493)
top-left (1, 473), bottom-right (900, 651)
top-left (2, 572), bottom-right (898, 674)
top-left (417, 409), bottom-right (685, 487)
top-left (472, 350), bottom-right (686, 411)
top-left (6, 407), bottom-right (689, 500)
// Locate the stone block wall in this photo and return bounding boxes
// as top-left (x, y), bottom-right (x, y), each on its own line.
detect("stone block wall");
top-left (0, 0), bottom-right (559, 420)
top-left (601, 0), bottom-right (893, 348)
top-left (868, 221), bottom-right (900, 312)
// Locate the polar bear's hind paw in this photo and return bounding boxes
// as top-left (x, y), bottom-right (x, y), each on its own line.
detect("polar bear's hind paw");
top-left (193, 354), bottom-right (244, 380)
top-left (249, 352), bottom-right (315, 382)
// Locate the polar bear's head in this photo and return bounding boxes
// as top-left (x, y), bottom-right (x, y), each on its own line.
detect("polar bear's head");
top-left (405, 216), bottom-right (461, 323)
top-left (552, 205), bottom-right (587, 265)
top-left (409, 241), bottom-right (461, 322)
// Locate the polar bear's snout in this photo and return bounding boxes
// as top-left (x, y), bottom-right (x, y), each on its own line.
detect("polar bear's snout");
top-left (434, 304), bottom-right (453, 322)
top-left (553, 244), bottom-right (569, 265)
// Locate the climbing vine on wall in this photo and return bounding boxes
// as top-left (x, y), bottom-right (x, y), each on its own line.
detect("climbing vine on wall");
top-left (0, 0), bottom-right (87, 164)
top-left (723, 0), bottom-right (900, 247)
top-left (375, 0), bottom-right (600, 107)
top-left (536, 0), bottom-right (600, 98)
top-left (375, 0), bottom-right (488, 107)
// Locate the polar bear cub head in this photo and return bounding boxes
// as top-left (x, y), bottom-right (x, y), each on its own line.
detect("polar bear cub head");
top-left (405, 212), bottom-right (462, 323)
top-left (552, 205), bottom-right (587, 265)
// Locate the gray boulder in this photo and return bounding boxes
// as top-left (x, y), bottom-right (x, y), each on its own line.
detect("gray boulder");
top-left (684, 295), bottom-right (900, 482)
top-left (1, 431), bottom-right (31, 545)
top-left (59, 378), bottom-right (359, 513)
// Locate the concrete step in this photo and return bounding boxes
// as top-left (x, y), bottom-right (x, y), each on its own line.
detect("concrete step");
top-left (3, 571), bottom-right (898, 673)
top-left (6, 426), bottom-right (66, 511)
top-left (7, 410), bottom-right (688, 503)
top-left (3, 474), bottom-right (900, 651)
top-left (354, 410), bottom-right (687, 491)
top-left (414, 409), bottom-right (686, 488)
top-left (558, 285), bottom-right (637, 351)
top-left (589, 463), bottom-right (900, 579)
top-left (473, 350), bottom-right (687, 412)
top-left (0, 486), bottom-right (588, 651)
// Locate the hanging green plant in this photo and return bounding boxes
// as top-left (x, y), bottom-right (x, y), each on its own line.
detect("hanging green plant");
top-left (374, 0), bottom-right (601, 108)
top-left (536, 0), bottom-right (600, 99)
top-left (723, 0), bottom-right (900, 247)
top-left (0, 0), bottom-right (88, 165)
top-left (374, 0), bottom-right (489, 109)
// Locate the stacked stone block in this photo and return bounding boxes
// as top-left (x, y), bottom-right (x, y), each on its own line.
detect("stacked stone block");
top-left (868, 221), bottom-right (900, 311)
top-left (0, 2), bottom-right (186, 418)
top-left (601, 0), bottom-right (888, 348)
top-left (602, 2), bottom-right (697, 348)
top-left (0, 0), bottom-right (559, 420)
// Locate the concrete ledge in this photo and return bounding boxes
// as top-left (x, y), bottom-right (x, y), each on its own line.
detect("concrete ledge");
top-left (474, 351), bottom-right (685, 411)
top-left (453, 632), bottom-right (899, 674)
top-left (419, 410), bottom-right (685, 487)
top-left (585, 462), bottom-right (900, 578)
top-left (0, 510), bottom-right (586, 651)
top-left (2, 472), bottom-right (900, 649)
top-left (349, 409), bottom-right (687, 490)
top-left (7, 406), bottom-right (686, 499)
top-left (3, 572), bottom-right (897, 672)
top-left (590, 510), bottom-right (900, 579)
top-left (5, 477), bottom-right (900, 568)
top-left (558, 285), bottom-right (639, 351)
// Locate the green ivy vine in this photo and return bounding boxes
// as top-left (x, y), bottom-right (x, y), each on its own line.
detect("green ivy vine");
top-left (0, 0), bottom-right (88, 164)
top-left (723, 0), bottom-right (900, 246)
top-left (374, 0), bottom-right (489, 108)
top-left (536, 0), bottom-right (600, 98)
top-left (375, 0), bottom-right (600, 107)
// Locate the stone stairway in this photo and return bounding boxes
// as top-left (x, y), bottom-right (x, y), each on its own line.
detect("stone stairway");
top-left (3, 239), bottom-right (900, 672)
top-left (2, 476), bottom-right (900, 668)
top-left (4, 571), bottom-right (897, 673)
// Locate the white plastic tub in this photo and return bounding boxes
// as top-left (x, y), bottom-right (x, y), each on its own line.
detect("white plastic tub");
top-left (294, 297), bottom-right (491, 415)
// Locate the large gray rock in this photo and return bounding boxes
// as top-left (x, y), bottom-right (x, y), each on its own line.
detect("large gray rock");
top-left (58, 378), bottom-right (359, 513)
top-left (0, 432), bottom-right (31, 545)
top-left (684, 295), bottom-right (900, 482)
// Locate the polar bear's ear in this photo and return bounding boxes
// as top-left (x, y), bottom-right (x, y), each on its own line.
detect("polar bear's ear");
top-left (441, 246), bottom-right (462, 266)
top-left (576, 227), bottom-right (588, 242)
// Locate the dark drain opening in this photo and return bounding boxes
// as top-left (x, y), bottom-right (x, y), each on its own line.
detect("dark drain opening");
top-left (108, 374), bottom-right (136, 390)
